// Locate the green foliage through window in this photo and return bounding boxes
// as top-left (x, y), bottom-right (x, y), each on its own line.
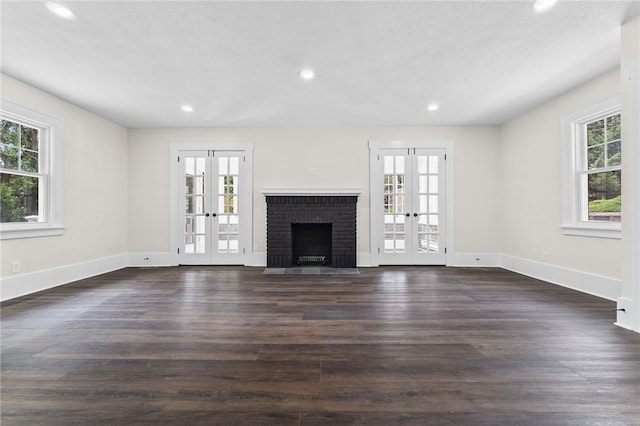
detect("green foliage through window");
top-left (585, 113), bottom-right (621, 221)
top-left (1, 119), bottom-right (40, 223)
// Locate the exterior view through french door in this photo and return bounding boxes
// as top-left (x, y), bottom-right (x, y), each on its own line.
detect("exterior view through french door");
top-left (371, 143), bottom-right (449, 265)
top-left (172, 146), bottom-right (252, 265)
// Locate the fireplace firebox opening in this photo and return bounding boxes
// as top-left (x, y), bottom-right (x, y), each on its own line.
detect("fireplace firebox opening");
top-left (291, 223), bottom-right (332, 266)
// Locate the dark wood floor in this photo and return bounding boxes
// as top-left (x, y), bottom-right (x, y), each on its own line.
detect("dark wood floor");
top-left (2, 266), bottom-right (639, 425)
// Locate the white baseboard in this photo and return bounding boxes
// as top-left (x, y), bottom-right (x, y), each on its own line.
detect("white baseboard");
top-left (249, 252), bottom-right (266, 267)
top-left (448, 252), bottom-right (500, 267)
top-left (357, 252), bottom-right (373, 267)
top-left (500, 254), bottom-right (621, 301)
top-left (127, 252), bottom-right (177, 267)
top-left (1, 254), bottom-right (128, 302)
top-left (615, 297), bottom-right (639, 332)
top-left (1, 252), bottom-right (625, 310)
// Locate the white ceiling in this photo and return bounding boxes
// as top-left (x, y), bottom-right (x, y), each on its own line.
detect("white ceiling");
top-left (1, 1), bottom-right (638, 128)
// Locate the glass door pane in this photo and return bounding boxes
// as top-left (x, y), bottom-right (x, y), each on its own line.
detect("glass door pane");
top-left (383, 154), bottom-right (409, 254)
top-left (184, 155), bottom-right (208, 255)
top-left (416, 154), bottom-right (440, 254)
top-left (216, 155), bottom-right (240, 254)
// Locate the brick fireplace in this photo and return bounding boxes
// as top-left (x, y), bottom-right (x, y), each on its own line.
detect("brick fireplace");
top-left (262, 190), bottom-right (360, 268)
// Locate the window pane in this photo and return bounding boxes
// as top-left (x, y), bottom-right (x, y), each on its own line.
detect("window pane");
top-left (20, 125), bottom-right (39, 151)
top-left (229, 157), bottom-right (239, 175)
top-left (185, 176), bottom-right (193, 195)
top-left (419, 195), bottom-right (427, 213)
top-left (607, 140), bottom-right (621, 167)
top-left (185, 157), bottom-right (195, 176)
top-left (196, 235), bottom-right (206, 254)
top-left (195, 195), bottom-right (205, 214)
top-left (395, 194), bottom-right (405, 213)
top-left (193, 176), bottom-right (204, 194)
top-left (588, 145), bottom-right (604, 170)
top-left (418, 233), bottom-right (429, 253)
top-left (428, 195), bottom-right (439, 213)
top-left (588, 170), bottom-right (621, 222)
top-left (417, 156), bottom-right (427, 174)
top-left (195, 158), bottom-right (206, 175)
top-left (429, 176), bottom-right (438, 194)
top-left (428, 156), bottom-right (438, 174)
top-left (383, 156), bottom-right (394, 174)
top-left (395, 156), bottom-right (404, 174)
top-left (587, 119), bottom-right (605, 146)
top-left (428, 234), bottom-right (440, 253)
top-left (418, 175), bottom-right (427, 193)
top-left (0, 144), bottom-right (18, 169)
top-left (22, 148), bottom-right (39, 172)
top-left (606, 114), bottom-right (621, 141)
top-left (195, 215), bottom-right (206, 233)
top-left (0, 173), bottom-right (39, 222)
top-left (0, 121), bottom-right (19, 147)
top-left (218, 157), bottom-right (228, 175)
top-left (228, 234), bottom-right (239, 253)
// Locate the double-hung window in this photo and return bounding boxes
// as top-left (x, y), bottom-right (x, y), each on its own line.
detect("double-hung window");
top-left (561, 95), bottom-right (621, 238)
top-left (0, 100), bottom-right (63, 239)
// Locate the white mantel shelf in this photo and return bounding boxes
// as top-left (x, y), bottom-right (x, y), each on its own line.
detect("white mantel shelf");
top-left (261, 188), bottom-right (362, 197)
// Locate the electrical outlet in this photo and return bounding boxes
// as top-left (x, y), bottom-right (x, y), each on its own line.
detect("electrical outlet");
top-left (541, 251), bottom-right (548, 262)
top-left (11, 260), bottom-right (21, 273)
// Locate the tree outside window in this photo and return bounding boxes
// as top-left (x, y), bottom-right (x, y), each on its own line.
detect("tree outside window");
top-left (1, 119), bottom-right (41, 223)
top-left (585, 113), bottom-right (621, 222)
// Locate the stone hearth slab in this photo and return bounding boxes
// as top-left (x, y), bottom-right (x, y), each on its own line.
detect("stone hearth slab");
top-left (263, 267), bottom-right (360, 275)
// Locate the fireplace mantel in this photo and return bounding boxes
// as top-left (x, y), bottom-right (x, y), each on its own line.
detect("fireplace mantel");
top-left (261, 188), bottom-right (362, 197)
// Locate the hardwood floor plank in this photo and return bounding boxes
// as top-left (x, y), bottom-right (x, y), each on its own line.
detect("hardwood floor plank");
top-left (2, 266), bottom-right (639, 425)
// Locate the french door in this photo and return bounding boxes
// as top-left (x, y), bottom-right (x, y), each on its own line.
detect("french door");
top-left (176, 150), bottom-right (248, 264)
top-left (373, 148), bottom-right (447, 265)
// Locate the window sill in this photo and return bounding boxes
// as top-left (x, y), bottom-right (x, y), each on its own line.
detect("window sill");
top-left (561, 224), bottom-right (621, 239)
top-left (0, 225), bottom-right (65, 240)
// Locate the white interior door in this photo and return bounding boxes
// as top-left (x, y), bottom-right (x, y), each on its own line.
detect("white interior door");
top-left (375, 148), bottom-right (447, 265)
top-left (177, 150), bottom-right (246, 265)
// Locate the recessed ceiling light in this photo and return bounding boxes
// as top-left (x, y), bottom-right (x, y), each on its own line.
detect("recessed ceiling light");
top-left (531, 0), bottom-right (558, 13)
top-left (44, 1), bottom-right (76, 20)
top-left (427, 103), bottom-right (440, 112)
top-left (299, 69), bottom-right (315, 80)
top-left (181, 105), bottom-right (194, 112)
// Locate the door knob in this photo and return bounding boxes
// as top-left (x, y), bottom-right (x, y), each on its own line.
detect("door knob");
top-left (205, 213), bottom-right (210, 217)
top-left (405, 213), bottom-right (410, 217)
top-left (414, 213), bottom-right (418, 217)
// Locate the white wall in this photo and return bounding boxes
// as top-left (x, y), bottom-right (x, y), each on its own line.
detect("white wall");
top-left (0, 74), bottom-right (128, 299)
top-left (499, 69), bottom-right (622, 296)
top-left (127, 126), bottom-right (501, 263)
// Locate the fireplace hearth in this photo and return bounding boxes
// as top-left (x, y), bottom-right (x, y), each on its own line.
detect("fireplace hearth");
top-left (263, 190), bottom-right (359, 268)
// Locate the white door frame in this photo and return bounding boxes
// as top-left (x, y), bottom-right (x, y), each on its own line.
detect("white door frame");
top-left (369, 140), bottom-right (454, 266)
top-left (169, 142), bottom-right (254, 265)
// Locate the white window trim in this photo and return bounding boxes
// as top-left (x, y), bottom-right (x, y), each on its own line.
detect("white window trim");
top-left (561, 95), bottom-right (621, 239)
top-left (1, 100), bottom-right (64, 240)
